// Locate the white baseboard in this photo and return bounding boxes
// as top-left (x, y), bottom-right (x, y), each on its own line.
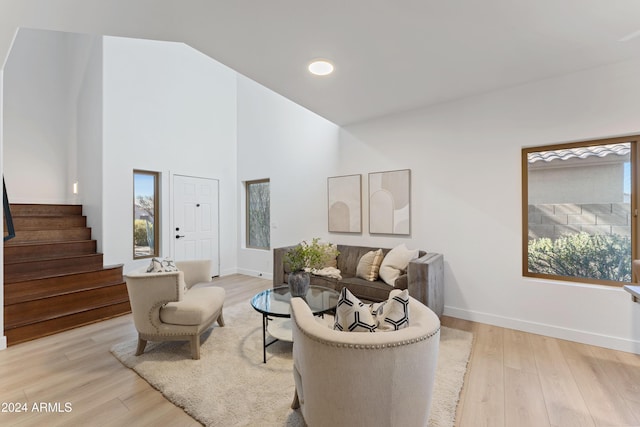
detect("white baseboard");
top-left (236, 268), bottom-right (273, 281)
top-left (217, 268), bottom-right (239, 277)
top-left (0, 336), bottom-right (6, 351)
top-left (444, 306), bottom-right (640, 355)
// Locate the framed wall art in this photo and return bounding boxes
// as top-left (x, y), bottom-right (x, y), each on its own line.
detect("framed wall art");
top-left (327, 174), bottom-right (362, 233)
top-left (369, 169), bottom-right (411, 235)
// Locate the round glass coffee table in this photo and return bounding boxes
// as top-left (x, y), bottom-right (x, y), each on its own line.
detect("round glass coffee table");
top-left (251, 285), bottom-right (340, 363)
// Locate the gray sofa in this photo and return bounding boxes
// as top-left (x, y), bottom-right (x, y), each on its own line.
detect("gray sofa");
top-left (273, 244), bottom-right (444, 317)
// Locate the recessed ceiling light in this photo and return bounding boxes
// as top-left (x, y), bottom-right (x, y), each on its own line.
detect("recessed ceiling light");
top-left (308, 59), bottom-right (334, 76)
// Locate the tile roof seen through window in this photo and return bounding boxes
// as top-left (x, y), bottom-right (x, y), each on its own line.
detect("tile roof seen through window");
top-left (527, 143), bottom-right (630, 164)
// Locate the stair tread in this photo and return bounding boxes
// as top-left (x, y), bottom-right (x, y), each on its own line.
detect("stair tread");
top-left (5, 297), bottom-right (130, 329)
top-left (4, 203), bottom-right (127, 346)
top-left (5, 279), bottom-right (126, 306)
top-left (5, 302), bottom-right (131, 345)
top-left (4, 239), bottom-right (95, 247)
top-left (4, 252), bottom-right (103, 265)
top-left (4, 265), bottom-right (124, 292)
top-left (5, 269), bottom-right (107, 284)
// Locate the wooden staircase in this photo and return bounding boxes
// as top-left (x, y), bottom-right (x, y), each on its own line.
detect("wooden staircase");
top-left (4, 204), bottom-right (130, 345)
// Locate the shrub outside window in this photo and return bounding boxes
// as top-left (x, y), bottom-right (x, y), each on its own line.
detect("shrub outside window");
top-left (134, 170), bottom-right (159, 258)
top-left (246, 179), bottom-right (270, 250)
top-left (522, 136), bottom-right (639, 285)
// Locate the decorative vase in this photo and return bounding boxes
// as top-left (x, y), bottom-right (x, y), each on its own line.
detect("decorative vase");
top-left (288, 271), bottom-right (310, 297)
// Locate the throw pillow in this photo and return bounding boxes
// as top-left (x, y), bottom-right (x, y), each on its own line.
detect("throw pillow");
top-left (146, 257), bottom-right (179, 273)
top-left (372, 289), bottom-right (410, 331)
top-left (378, 244), bottom-right (419, 286)
top-left (356, 249), bottom-right (384, 281)
top-left (334, 288), bottom-right (377, 332)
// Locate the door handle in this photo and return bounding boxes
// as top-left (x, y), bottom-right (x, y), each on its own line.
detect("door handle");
top-left (176, 234), bottom-right (185, 239)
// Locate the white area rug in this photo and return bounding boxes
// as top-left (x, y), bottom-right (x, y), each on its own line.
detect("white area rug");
top-left (111, 303), bottom-right (472, 427)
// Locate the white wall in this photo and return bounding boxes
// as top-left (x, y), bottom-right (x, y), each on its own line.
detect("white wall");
top-left (102, 36), bottom-right (238, 274)
top-left (3, 29), bottom-right (77, 203)
top-left (335, 58), bottom-right (640, 353)
top-left (76, 36), bottom-right (103, 249)
top-left (236, 75), bottom-right (340, 278)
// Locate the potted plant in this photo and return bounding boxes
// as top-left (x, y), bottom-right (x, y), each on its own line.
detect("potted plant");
top-left (284, 238), bottom-right (339, 297)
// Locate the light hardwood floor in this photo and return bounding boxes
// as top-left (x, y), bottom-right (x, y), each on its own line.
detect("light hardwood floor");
top-left (0, 274), bottom-right (639, 426)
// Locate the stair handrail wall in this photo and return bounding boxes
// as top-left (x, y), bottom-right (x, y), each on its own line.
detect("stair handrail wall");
top-left (3, 177), bottom-right (15, 242)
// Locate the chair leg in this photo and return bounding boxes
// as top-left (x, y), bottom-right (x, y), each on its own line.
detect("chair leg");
top-left (291, 388), bottom-right (300, 409)
top-left (217, 311), bottom-right (225, 327)
top-left (135, 337), bottom-right (147, 356)
top-left (190, 335), bottom-right (201, 360)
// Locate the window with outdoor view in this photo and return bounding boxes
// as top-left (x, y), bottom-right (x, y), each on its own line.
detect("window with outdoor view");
top-left (246, 179), bottom-right (270, 250)
top-left (134, 170), bottom-right (159, 258)
top-left (523, 136), bottom-right (639, 285)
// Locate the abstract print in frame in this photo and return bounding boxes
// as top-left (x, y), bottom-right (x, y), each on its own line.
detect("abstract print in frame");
top-left (327, 174), bottom-right (362, 233)
top-left (369, 169), bottom-right (411, 235)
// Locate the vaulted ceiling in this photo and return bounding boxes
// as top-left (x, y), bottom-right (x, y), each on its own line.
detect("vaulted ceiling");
top-left (3, 0), bottom-right (640, 125)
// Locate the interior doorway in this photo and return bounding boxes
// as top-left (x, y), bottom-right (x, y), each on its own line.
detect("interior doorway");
top-left (172, 175), bottom-right (220, 277)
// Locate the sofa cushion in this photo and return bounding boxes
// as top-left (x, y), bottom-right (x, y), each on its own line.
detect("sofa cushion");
top-left (371, 289), bottom-right (410, 331)
top-left (356, 249), bottom-right (384, 281)
top-left (334, 288), bottom-right (377, 332)
top-left (340, 276), bottom-right (390, 303)
top-left (160, 286), bottom-right (225, 326)
top-left (379, 244), bottom-right (419, 286)
top-left (308, 274), bottom-right (339, 289)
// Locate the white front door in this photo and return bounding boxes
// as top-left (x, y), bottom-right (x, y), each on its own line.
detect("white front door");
top-left (173, 175), bottom-right (219, 277)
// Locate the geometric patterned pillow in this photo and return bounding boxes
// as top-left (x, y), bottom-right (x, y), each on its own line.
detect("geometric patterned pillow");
top-left (146, 257), bottom-right (179, 273)
top-left (333, 287), bottom-right (377, 332)
top-left (371, 289), bottom-right (410, 331)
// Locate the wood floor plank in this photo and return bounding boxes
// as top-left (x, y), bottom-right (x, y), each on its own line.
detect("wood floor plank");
top-left (558, 339), bottom-right (639, 426)
top-left (458, 323), bottom-right (505, 427)
top-left (588, 345), bottom-right (640, 406)
top-left (1, 274), bottom-right (640, 426)
top-left (47, 397), bottom-right (130, 427)
top-left (503, 328), bottom-right (537, 373)
top-left (530, 334), bottom-right (595, 427)
top-left (503, 328), bottom-right (550, 427)
top-left (503, 366), bottom-right (550, 427)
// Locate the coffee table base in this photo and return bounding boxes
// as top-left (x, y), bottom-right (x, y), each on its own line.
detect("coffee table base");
top-left (261, 315), bottom-right (292, 363)
top-left (267, 318), bottom-right (293, 342)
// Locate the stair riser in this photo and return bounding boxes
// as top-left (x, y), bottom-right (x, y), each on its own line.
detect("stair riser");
top-left (5, 284), bottom-right (130, 329)
top-left (4, 255), bottom-right (104, 283)
top-left (5, 266), bottom-right (125, 309)
top-left (8, 216), bottom-right (87, 230)
top-left (5, 266), bottom-right (124, 294)
top-left (5, 301), bottom-right (131, 346)
top-left (4, 241), bottom-right (97, 262)
top-left (4, 203), bottom-right (127, 346)
top-left (9, 204), bottom-right (82, 216)
top-left (5, 228), bottom-right (91, 244)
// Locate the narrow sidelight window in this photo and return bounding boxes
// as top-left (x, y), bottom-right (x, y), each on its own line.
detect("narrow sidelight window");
top-left (134, 170), bottom-right (160, 258)
top-left (246, 179), bottom-right (270, 250)
top-left (522, 136), bottom-right (639, 285)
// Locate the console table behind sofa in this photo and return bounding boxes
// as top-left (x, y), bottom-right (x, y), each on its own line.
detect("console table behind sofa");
top-left (273, 244), bottom-right (444, 317)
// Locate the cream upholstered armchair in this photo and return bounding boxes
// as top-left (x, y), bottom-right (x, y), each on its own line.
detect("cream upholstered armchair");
top-left (124, 259), bottom-right (225, 360)
top-left (290, 296), bottom-right (440, 426)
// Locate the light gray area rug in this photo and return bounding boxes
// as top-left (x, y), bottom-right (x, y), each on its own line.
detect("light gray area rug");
top-left (111, 303), bottom-right (472, 427)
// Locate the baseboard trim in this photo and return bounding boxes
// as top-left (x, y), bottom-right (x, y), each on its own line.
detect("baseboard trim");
top-left (444, 305), bottom-right (640, 354)
top-left (0, 336), bottom-right (6, 351)
top-left (236, 268), bottom-right (273, 281)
